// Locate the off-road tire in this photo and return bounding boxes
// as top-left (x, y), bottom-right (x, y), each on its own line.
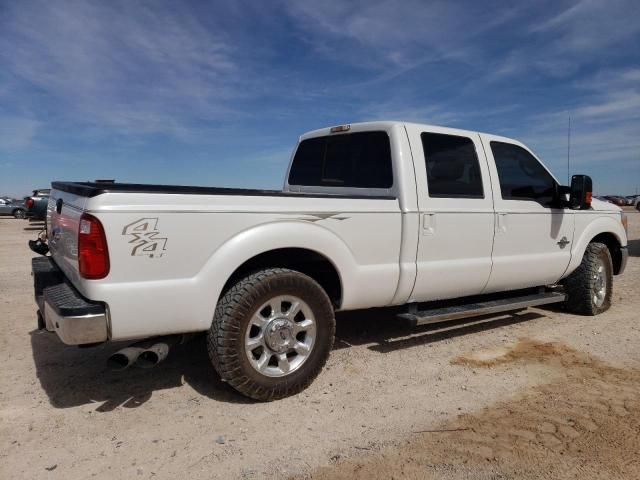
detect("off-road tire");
top-left (207, 268), bottom-right (335, 401)
top-left (563, 242), bottom-right (613, 315)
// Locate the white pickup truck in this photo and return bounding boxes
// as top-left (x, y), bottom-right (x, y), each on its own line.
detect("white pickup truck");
top-left (32, 121), bottom-right (628, 400)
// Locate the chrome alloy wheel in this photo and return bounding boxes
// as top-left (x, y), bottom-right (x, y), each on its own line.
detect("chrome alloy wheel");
top-left (592, 258), bottom-right (608, 308)
top-left (244, 295), bottom-right (316, 377)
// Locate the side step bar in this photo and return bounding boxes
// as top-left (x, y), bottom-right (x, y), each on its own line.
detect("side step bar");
top-left (397, 291), bottom-right (566, 327)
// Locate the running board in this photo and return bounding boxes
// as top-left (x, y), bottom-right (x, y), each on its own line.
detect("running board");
top-left (397, 291), bottom-right (566, 327)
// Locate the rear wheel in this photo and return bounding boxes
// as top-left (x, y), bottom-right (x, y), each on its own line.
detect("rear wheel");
top-left (13, 209), bottom-right (26, 219)
top-left (563, 242), bottom-right (613, 315)
top-left (207, 268), bottom-right (335, 400)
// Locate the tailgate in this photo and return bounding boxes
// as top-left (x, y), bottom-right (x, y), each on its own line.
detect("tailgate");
top-left (47, 188), bottom-right (89, 287)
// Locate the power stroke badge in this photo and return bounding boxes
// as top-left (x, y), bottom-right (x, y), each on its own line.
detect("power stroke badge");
top-left (122, 218), bottom-right (168, 258)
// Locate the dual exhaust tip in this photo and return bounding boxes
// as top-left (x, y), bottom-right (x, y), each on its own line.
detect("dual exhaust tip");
top-left (107, 337), bottom-right (177, 371)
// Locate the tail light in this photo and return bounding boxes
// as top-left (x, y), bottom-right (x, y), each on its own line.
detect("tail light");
top-left (78, 213), bottom-right (110, 279)
top-left (26, 198), bottom-right (34, 209)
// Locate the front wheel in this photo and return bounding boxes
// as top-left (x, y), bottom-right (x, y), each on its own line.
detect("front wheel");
top-left (563, 242), bottom-right (613, 315)
top-left (13, 209), bottom-right (26, 219)
top-left (207, 268), bottom-right (335, 401)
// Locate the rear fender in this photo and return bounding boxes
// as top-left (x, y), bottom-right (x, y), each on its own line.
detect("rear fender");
top-left (193, 221), bottom-right (358, 328)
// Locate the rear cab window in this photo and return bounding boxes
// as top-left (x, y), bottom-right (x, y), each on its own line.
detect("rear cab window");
top-left (421, 132), bottom-right (484, 198)
top-left (288, 131), bottom-right (393, 190)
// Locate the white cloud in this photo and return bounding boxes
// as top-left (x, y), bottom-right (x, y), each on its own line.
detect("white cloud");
top-left (517, 72), bottom-right (640, 178)
top-left (572, 91), bottom-right (640, 121)
top-left (283, 0), bottom-right (519, 70)
top-left (0, 0), bottom-right (244, 139)
top-left (486, 0), bottom-right (640, 83)
top-left (531, 0), bottom-right (640, 52)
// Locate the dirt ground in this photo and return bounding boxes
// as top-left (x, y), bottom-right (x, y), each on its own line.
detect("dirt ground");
top-left (1, 213), bottom-right (639, 480)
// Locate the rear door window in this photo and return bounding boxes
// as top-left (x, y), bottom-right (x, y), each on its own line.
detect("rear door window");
top-left (288, 131), bottom-right (393, 188)
top-left (421, 132), bottom-right (484, 198)
top-left (490, 141), bottom-right (556, 205)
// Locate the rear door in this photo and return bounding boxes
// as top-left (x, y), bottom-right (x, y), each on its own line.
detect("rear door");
top-left (480, 135), bottom-right (574, 292)
top-left (406, 125), bottom-right (495, 302)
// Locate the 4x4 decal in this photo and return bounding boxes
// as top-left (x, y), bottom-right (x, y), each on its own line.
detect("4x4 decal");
top-left (122, 218), bottom-right (167, 258)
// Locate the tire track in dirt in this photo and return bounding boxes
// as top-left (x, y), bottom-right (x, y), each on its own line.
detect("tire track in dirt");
top-left (301, 339), bottom-right (640, 480)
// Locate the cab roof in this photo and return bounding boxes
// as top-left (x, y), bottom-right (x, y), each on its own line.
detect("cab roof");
top-left (299, 121), bottom-right (517, 144)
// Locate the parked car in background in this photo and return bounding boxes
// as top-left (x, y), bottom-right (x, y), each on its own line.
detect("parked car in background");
top-left (625, 195), bottom-right (640, 206)
top-left (603, 196), bottom-right (626, 207)
top-left (25, 189), bottom-right (50, 221)
top-left (0, 197), bottom-right (27, 218)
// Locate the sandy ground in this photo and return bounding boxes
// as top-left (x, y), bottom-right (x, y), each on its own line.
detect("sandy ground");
top-left (1, 213), bottom-right (638, 480)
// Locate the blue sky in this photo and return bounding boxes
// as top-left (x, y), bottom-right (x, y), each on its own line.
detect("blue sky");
top-left (1, 0), bottom-right (639, 197)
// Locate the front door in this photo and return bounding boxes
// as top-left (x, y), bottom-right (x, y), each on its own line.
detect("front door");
top-left (480, 135), bottom-right (574, 293)
top-left (407, 125), bottom-right (495, 303)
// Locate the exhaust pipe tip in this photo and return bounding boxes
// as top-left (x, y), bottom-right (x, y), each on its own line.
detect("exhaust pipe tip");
top-left (107, 353), bottom-right (130, 370)
top-left (107, 347), bottom-right (144, 371)
top-left (135, 343), bottom-right (170, 369)
top-left (107, 335), bottom-right (182, 371)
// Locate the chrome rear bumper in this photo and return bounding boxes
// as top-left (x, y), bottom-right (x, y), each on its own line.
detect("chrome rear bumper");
top-left (32, 257), bottom-right (108, 345)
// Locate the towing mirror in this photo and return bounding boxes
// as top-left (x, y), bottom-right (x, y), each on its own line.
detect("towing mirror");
top-left (569, 174), bottom-right (592, 210)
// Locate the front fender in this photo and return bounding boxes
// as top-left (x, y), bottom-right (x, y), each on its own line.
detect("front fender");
top-left (563, 214), bottom-right (626, 278)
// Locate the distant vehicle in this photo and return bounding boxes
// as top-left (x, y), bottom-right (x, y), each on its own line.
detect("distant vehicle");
top-left (625, 194), bottom-right (640, 206)
top-left (603, 196), bottom-right (626, 207)
top-left (25, 189), bottom-right (50, 221)
top-left (0, 197), bottom-right (27, 218)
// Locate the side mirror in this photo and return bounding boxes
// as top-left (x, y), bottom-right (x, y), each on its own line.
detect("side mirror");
top-left (569, 174), bottom-right (592, 210)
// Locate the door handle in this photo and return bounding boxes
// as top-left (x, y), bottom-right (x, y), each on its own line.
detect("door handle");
top-left (422, 213), bottom-right (436, 235)
top-left (496, 213), bottom-right (507, 234)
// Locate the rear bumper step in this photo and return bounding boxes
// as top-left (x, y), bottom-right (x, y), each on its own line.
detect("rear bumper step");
top-left (397, 291), bottom-right (566, 327)
top-left (32, 257), bottom-right (108, 345)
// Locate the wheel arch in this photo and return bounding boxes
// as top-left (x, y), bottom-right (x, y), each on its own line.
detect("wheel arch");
top-left (222, 247), bottom-right (343, 308)
top-left (195, 221), bottom-right (358, 330)
top-left (590, 232), bottom-right (624, 275)
top-left (565, 216), bottom-right (626, 278)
